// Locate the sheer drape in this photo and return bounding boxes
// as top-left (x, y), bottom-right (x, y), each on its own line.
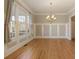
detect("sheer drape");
top-left (4, 0), bottom-right (14, 43)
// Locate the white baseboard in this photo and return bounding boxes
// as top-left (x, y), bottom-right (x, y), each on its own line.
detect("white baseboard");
top-left (34, 36), bottom-right (70, 40)
top-left (4, 37), bottom-right (33, 58)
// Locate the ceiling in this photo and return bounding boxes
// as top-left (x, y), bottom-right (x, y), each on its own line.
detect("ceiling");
top-left (18, 0), bottom-right (75, 14)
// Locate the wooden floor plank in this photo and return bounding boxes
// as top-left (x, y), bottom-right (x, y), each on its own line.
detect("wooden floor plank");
top-left (5, 39), bottom-right (75, 59)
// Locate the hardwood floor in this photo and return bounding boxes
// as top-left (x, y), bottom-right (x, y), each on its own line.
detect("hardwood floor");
top-left (5, 38), bottom-right (75, 59)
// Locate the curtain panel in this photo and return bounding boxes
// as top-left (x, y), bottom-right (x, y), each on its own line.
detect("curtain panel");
top-left (4, 0), bottom-right (14, 43)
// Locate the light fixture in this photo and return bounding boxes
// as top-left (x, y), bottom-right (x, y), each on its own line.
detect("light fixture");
top-left (46, 2), bottom-right (56, 23)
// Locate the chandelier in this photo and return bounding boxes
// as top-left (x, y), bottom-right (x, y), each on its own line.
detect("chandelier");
top-left (46, 2), bottom-right (56, 23)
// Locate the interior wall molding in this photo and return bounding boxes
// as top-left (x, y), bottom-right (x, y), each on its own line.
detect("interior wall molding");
top-left (33, 12), bottom-right (67, 15)
top-left (33, 23), bottom-right (69, 25)
top-left (15, 0), bottom-right (33, 14)
top-left (34, 36), bottom-right (69, 39)
top-left (33, 23), bottom-right (70, 40)
top-left (15, 2), bottom-right (29, 15)
top-left (33, 8), bottom-right (75, 16)
top-left (67, 8), bottom-right (75, 16)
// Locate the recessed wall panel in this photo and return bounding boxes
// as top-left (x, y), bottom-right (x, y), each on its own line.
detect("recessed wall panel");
top-left (43, 25), bottom-right (50, 36)
top-left (59, 25), bottom-right (66, 36)
top-left (51, 25), bottom-right (57, 36)
top-left (36, 25), bottom-right (42, 36)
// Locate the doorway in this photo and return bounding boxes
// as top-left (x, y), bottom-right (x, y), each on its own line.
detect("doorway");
top-left (71, 16), bottom-right (75, 40)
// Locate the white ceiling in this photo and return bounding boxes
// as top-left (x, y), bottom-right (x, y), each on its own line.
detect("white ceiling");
top-left (18, 0), bottom-right (75, 14)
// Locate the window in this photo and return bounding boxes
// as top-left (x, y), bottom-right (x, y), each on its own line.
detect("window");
top-left (19, 16), bottom-right (25, 23)
top-left (9, 16), bottom-right (16, 40)
top-left (19, 16), bottom-right (26, 32)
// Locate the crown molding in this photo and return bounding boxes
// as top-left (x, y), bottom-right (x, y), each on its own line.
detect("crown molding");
top-left (15, 0), bottom-right (33, 14)
top-left (33, 12), bottom-right (67, 15)
top-left (33, 8), bottom-right (75, 15)
top-left (67, 8), bottom-right (75, 14)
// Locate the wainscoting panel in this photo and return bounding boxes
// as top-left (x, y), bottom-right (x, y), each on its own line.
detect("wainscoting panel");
top-left (51, 24), bottom-right (57, 36)
top-left (43, 25), bottom-right (50, 36)
top-left (34, 23), bottom-right (70, 39)
top-left (59, 24), bottom-right (66, 36)
top-left (36, 25), bottom-right (42, 36)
